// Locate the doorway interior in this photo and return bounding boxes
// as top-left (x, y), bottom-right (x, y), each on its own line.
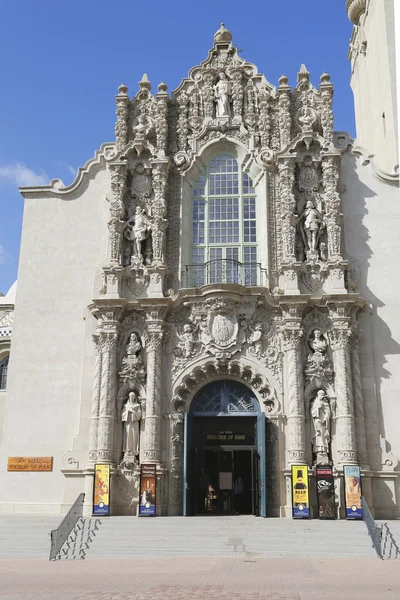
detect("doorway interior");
top-left (183, 380), bottom-right (266, 517)
top-left (195, 447), bottom-right (257, 515)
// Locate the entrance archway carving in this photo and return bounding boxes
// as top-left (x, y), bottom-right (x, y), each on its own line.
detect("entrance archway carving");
top-left (171, 358), bottom-right (279, 415)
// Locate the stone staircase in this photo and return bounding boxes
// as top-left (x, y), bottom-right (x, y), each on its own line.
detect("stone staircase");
top-left (71, 516), bottom-right (378, 559)
top-left (0, 514), bottom-right (61, 559)
top-left (0, 513), bottom-right (392, 560)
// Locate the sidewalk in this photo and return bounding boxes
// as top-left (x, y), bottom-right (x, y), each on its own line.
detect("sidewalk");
top-left (0, 557), bottom-right (399, 600)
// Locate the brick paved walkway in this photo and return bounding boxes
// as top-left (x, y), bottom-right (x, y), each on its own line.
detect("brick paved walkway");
top-left (0, 557), bottom-right (399, 600)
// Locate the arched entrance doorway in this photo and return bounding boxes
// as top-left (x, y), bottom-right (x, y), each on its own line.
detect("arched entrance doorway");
top-left (183, 380), bottom-right (266, 517)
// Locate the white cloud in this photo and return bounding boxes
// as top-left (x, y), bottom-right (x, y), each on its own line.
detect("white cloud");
top-left (0, 244), bottom-right (11, 266)
top-left (0, 163), bottom-right (49, 186)
top-left (57, 161), bottom-right (76, 178)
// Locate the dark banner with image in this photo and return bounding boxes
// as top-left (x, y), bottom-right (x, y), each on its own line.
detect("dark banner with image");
top-left (139, 464), bottom-right (156, 516)
top-left (291, 465), bottom-right (310, 519)
top-left (316, 465), bottom-right (336, 519)
top-left (344, 465), bottom-right (363, 519)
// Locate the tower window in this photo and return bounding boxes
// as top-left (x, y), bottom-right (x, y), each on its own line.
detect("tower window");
top-left (0, 357), bottom-right (9, 390)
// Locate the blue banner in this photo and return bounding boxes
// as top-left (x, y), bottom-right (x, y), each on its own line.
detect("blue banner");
top-left (344, 465), bottom-right (363, 519)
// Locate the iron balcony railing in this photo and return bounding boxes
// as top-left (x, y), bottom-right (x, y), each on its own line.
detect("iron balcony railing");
top-left (49, 492), bottom-right (85, 560)
top-left (185, 259), bottom-right (268, 288)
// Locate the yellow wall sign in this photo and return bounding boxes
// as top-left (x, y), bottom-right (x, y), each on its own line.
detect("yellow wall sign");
top-left (291, 465), bottom-right (310, 518)
top-left (7, 457), bottom-right (53, 471)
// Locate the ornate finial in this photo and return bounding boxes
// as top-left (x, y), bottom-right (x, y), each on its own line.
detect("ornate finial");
top-left (117, 83), bottom-right (128, 95)
top-left (320, 72), bottom-right (331, 84)
top-left (157, 81), bottom-right (168, 93)
top-left (278, 74), bottom-right (289, 87)
top-left (297, 64), bottom-right (310, 82)
top-left (346, 0), bottom-right (367, 25)
top-left (214, 22), bottom-right (232, 43)
top-left (139, 73), bottom-right (151, 92)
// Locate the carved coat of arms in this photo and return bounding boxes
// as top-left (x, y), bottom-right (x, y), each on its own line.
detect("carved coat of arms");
top-left (209, 312), bottom-right (238, 347)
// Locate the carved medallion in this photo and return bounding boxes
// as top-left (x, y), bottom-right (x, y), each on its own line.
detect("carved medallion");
top-left (210, 313), bottom-right (237, 346)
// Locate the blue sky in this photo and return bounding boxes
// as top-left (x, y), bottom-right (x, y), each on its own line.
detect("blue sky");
top-left (0, 0), bottom-right (355, 294)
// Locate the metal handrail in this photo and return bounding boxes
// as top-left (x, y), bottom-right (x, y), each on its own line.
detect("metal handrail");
top-left (381, 522), bottom-right (400, 559)
top-left (185, 259), bottom-right (268, 288)
top-left (361, 496), bottom-right (382, 558)
top-left (49, 493), bottom-right (85, 561)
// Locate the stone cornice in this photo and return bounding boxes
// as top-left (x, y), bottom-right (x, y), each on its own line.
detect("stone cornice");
top-left (19, 142), bottom-right (115, 198)
top-left (346, 0), bottom-right (367, 25)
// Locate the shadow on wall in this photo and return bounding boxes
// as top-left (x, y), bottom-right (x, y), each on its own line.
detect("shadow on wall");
top-left (342, 150), bottom-right (400, 499)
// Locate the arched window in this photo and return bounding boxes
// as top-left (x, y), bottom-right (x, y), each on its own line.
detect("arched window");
top-left (190, 153), bottom-right (258, 286)
top-left (0, 357), bottom-right (9, 390)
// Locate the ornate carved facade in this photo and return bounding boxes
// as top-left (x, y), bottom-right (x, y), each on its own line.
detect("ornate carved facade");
top-left (4, 15), bottom-right (398, 520)
top-left (78, 24), bottom-right (398, 517)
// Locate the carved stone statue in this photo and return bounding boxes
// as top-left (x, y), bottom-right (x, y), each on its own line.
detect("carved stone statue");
top-left (133, 114), bottom-right (149, 139)
top-left (309, 328), bottom-right (327, 355)
top-left (126, 206), bottom-right (152, 261)
top-left (179, 324), bottom-right (195, 358)
top-left (248, 322), bottom-right (264, 355)
top-left (311, 389), bottom-right (331, 460)
top-left (214, 72), bottom-right (232, 118)
top-left (120, 333), bottom-right (144, 379)
top-left (121, 391), bottom-right (142, 457)
top-left (299, 200), bottom-right (323, 255)
top-left (298, 105), bottom-right (315, 130)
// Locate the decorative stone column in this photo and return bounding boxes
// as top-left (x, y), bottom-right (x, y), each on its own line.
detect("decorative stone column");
top-left (101, 162), bottom-right (127, 297)
top-left (143, 322), bottom-right (165, 464)
top-left (350, 324), bottom-right (369, 468)
top-left (277, 75), bottom-right (291, 150)
top-left (169, 413), bottom-right (184, 504)
top-left (278, 157), bottom-right (300, 294)
top-left (319, 73), bottom-right (334, 146)
top-left (97, 332), bottom-right (119, 464)
top-left (87, 333), bottom-right (102, 467)
top-left (283, 329), bottom-right (306, 465)
top-left (329, 328), bottom-right (358, 465)
top-left (321, 154), bottom-right (347, 293)
top-left (115, 84), bottom-right (129, 152)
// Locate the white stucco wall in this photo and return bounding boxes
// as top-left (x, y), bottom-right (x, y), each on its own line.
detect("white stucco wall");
top-left (0, 163), bottom-right (109, 512)
top-left (350, 0), bottom-right (398, 174)
top-left (341, 149), bottom-right (400, 484)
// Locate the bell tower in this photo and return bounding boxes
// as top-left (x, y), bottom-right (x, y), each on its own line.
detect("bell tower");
top-left (347, 0), bottom-right (398, 176)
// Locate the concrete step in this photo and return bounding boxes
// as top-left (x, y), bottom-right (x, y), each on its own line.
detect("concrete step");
top-left (84, 516), bottom-right (377, 559)
top-left (0, 514), bottom-right (62, 559)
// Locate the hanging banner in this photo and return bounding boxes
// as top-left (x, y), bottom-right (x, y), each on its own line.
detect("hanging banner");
top-left (344, 465), bottom-right (363, 519)
top-left (139, 464), bottom-right (156, 516)
top-left (291, 465), bottom-right (310, 519)
top-left (316, 465), bottom-right (336, 519)
top-left (93, 464), bottom-right (110, 516)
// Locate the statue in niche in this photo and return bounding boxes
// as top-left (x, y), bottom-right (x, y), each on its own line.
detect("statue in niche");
top-left (214, 72), bottom-right (232, 118)
top-left (309, 328), bottom-right (327, 355)
top-left (298, 105), bottom-right (315, 130)
top-left (307, 328), bottom-right (328, 371)
top-left (133, 114), bottom-right (149, 139)
top-left (311, 390), bottom-right (331, 460)
top-left (121, 391), bottom-right (142, 458)
top-left (248, 322), bottom-right (264, 356)
top-left (178, 324), bottom-right (196, 358)
top-left (126, 206), bottom-right (152, 262)
top-left (299, 200), bottom-right (324, 255)
top-left (120, 333), bottom-right (144, 378)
